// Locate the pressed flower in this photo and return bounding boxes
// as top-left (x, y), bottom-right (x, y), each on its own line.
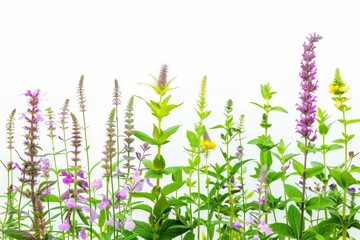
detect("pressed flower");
top-left (98, 194), bottom-right (110, 210)
top-left (59, 217), bottom-right (71, 231)
top-left (79, 227), bottom-right (87, 240)
top-left (91, 179), bottom-right (102, 190)
top-left (124, 216), bottom-right (135, 231)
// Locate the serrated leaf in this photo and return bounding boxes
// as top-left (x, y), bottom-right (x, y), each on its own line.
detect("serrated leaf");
top-left (306, 166), bottom-right (324, 178)
top-left (269, 223), bottom-right (295, 238)
top-left (284, 184), bottom-right (302, 202)
top-left (306, 196), bottom-right (335, 210)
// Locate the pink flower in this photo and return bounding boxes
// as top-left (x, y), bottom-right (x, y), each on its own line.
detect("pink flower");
top-left (245, 215), bottom-right (256, 226)
top-left (79, 227), bottom-right (86, 240)
top-left (253, 235), bottom-right (260, 240)
top-left (58, 217), bottom-right (71, 231)
top-left (259, 219), bottom-right (273, 235)
top-left (105, 217), bottom-right (122, 228)
top-left (82, 206), bottom-right (99, 223)
top-left (116, 187), bottom-right (129, 200)
top-left (61, 189), bottom-right (71, 200)
top-left (65, 198), bottom-right (77, 209)
top-left (91, 179), bottom-right (102, 190)
top-left (98, 194), bottom-right (110, 210)
top-left (77, 195), bottom-right (88, 203)
top-left (78, 170), bottom-right (86, 179)
top-left (62, 172), bottom-right (73, 184)
top-left (124, 216), bottom-right (135, 231)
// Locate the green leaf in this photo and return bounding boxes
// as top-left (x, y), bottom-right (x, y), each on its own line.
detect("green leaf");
top-left (328, 144), bottom-right (343, 151)
top-left (267, 171), bottom-right (285, 184)
top-left (132, 203), bottom-right (152, 214)
top-left (162, 182), bottom-right (185, 195)
top-left (183, 232), bottom-right (195, 240)
top-left (98, 209), bottom-right (106, 228)
top-left (329, 168), bottom-right (344, 188)
top-left (101, 232), bottom-right (111, 240)
top-left (292, 159), bottom-right (304, 175)
top-left (288, 204), bottom-right (301, 239)
top-left (134, 130), bottom-right (158, 145)
top-left (284, 184), bottom-right (302, 203)
top-left (154, 195), bottom-right (170, 217)
top-left (270, 106), bottom-right (288, 113)
top-left (306, 166), bottom-right (324, 178)
top-left (306, 197), bottom-right (335, 210)
top-left (41, 194), bottom-right (61, 203)
top-left (249, 102), bottom-right (264, 110)
top-left (0, 229), bottom-right (35, 240)
top-left (145, 169), bottom-right (163, 179)
top-left (133, 220), bottom-right (153, 240)
top-left (158, 125), bottom-right (181, 144)
top-left (269, 223), bottom-right (295, 238)
top-left (186, 130), bottom-right (199, 148)
top-left (77, 208), bottom-right (89, 226)
top-left (131, 192), bottom-right (156, 202)
top-left (346, 118), bottom-right (360, 125)
top-left (341, 170), bottom-right (356, 188)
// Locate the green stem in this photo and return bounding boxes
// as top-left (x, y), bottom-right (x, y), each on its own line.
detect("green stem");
top-left (341, 109), bottom-right (348, 240)
top-left (299, 139), bottom-right (308, 240)
top-left (197, 157), bottom-right (201, 240)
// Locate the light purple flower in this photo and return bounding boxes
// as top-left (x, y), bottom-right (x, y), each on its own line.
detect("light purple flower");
top-left (77, 194), bottom-right (88, 203)
top-left (105, 217), bottom-right (122, 228)
top-left (58, 217), bottom-right (71, 231)
top-left (245, 215), bottom-right (256, 226)
top-left (91, 179), bottom-right (102, 190)
top-left (145, 178), bottom-right (153, 187)
top-left (61, 189), bottom-right (71, 200)
top-left (98, 194), bottom-right (110, 210)
top-left (80, 227), bottom-right (86, 240)
top-left (116, 187), bottom-right (129, 200)
top-left (78, 170), bottom-right (86, 179)
top-left (259, 218), bottom-right (273, 235)
top-left (82, 206), bottom-right (99, 223)
top-left (253, 235), bottom-right (260, 240)
top-left (124, 216), bottom-right (135, 231)
top-left (233, 221), bottom-right (242, 229)
top-left (65, 198), bottom-right (77, 209)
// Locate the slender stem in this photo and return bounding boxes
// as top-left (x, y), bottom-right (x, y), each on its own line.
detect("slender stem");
top-left (197, 158), bottom-right (201, 240)
top-left (205, 155), bottom-right (210, 240)
top-left (299, 138), bottom-right (308, 240)
top-left (341, 109), bottom-right (348, 240)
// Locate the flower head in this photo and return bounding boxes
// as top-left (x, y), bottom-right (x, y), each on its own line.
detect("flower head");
top-left (124, 216), bottom-right (135, 231)
top-left (91, 179), bottom-right (102, 190)
top-left (200, 130), bottom-right (216, 150)
top-left (296, 33), bottom-right (322, 142)
top-left (233, 221), bottom-right (242, 230)
top-left (98, 194), bottom-right (110, 210)
top-left (79, 227), bottom-right (87, 240)
top-left (58, 217), bottom-right (71, 231)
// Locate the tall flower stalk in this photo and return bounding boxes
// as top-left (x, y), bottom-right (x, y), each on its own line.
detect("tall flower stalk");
top-left (296, 33), bottom-right (322, 239)
top-left (77, 76), bottom-right (93, 239)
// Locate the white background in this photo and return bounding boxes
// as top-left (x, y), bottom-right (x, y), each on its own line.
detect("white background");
top-left (1, 0), bottom-right (360, 237)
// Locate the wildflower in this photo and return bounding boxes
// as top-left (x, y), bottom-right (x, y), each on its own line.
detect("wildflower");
top-left (281, 160), bottom-right (292, 171)
top-left (347, 187), bottom-right (356, 195)
top-left (77, 194), bottom-right (88, 203)
top-left (82, 205), bottom-right (99, 223)
top-left (116, 187), bottom-right (129, 200)
top-left (59, 217), bottom-right (71, 231)
top-left (245, 215), bottom-right (256, 226)
top-left (145, 178), bottom-right (154, 187)
top-left (61, 189), bottom-right (71, 200)
top-left (253, 235), bottom-right (260, 240)
top-left (233, 221), bottom-right (242, 229)
top-left (98, 194), bottom-right (110, 210)
top-left (62, 172), bottom-right (73, 184)
top-left (296, 33), bottom-right (322, 142)
top-left (79, 227), bottom-right (87, 240)
top-left (258, 218), bottom-right (273, 235)
top-left (200, 130), bottom-right (216, 150)
top-left (65, 198), bottom-right (77, 209)
top-left (329, 183), bottom-right (336, 191)
top-left (124, 216), bottom-right (135, 231)
top-left (106, 218), bottom-right (122, 228)
top-left (91, 179), bottom-right (102, 190)
top-left (39, 157), bottom-right (50, 178)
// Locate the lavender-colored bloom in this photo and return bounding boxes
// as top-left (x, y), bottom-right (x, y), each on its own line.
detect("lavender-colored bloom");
top-left (233, 221), bottom-right (242, 229)
top-left (347, 187), bottom-right (356, 194)
top-left (61, 189), bottom-right (71, 200)
top-left (91, 179), bottom-right (102, 190)
top-left (258, 218), bottom-right (273, 235)
top-left (116, 187), bottom-right (129, 200)
top-left (39, 157), bottom-right (50, 178)
top-left (98, 194), bottom-right (110, 210)
top-left (58, 217), bottom-right (71, 231)
top-left (124, 216), bottom-right (135, 231)
top-left (281, 160), bottom-right (292, 171)
top-left (65, 198), bottom-right (77, 209)
top-left (296, 33), bottom-right (322, 141)
top-left (253, 235), bottom-right (260, 240)
top-left (329, 183), bottom-right (336, 191)
top-left (79, 227), bottom-right (86, 240)
top-left (145, 178), bottom-right (153, 187)
top-left (82, 205), bottom-right (99, 223)
top-left (77, 194), bottom-right (88, 203)
top-left (105, 217), bottom-right (122, 228)
top-left (78, 170), bottom-right (86, 179)
top-left (245, 215), bottom-right (256, 226)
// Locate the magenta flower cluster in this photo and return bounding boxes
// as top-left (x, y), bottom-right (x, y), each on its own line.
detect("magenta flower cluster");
top-left (296, 33), bottom-right (322, 142)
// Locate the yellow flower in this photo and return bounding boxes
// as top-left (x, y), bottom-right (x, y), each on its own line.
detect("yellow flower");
top-left (329, 84), bottom-right (349, 95)
top-left (200, 139), bottom-right (217, 150)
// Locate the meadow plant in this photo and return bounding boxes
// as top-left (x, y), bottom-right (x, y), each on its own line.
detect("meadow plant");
top-left (1, 33), bottom-right (360, 240)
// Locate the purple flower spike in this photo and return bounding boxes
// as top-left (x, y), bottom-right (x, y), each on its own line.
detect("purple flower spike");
top-left (296, 33), bottom-right (322, 142)
top-left (62, 172), bottom-right (73, 184)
